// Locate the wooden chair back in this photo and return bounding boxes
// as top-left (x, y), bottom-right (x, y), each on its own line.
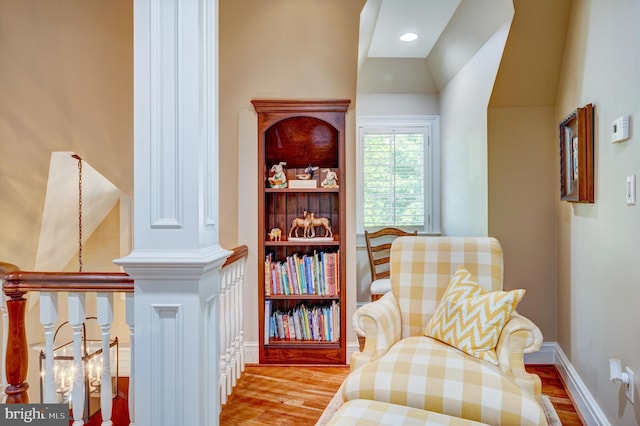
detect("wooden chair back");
top-left (364, 227), bottom-right (418, 282)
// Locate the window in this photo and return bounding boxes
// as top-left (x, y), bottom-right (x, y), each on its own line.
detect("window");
top-left (357, 116), bottom-right (440, 234)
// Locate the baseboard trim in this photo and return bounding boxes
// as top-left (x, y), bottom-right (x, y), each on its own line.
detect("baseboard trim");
top-left (524, 342), bottom-right (556, 365)
top-left (244, 342), bottom-right (259, 365)
top-left (552, 343), bottom-right (610, 426)
top-left (525, 342), bottom-right (609, 425)
top-left (243, 340), bottom-right (360, 366)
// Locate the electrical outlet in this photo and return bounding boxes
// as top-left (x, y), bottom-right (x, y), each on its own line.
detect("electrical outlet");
top-left (626, 367), bottom-right (635, 403)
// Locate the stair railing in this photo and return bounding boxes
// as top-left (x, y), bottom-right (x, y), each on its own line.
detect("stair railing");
top-left (1, 244), bottom-right (248, 425)
top-left (218, 245), bottom-right (248, 410)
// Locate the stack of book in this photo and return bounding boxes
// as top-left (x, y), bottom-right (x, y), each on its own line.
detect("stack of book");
top-left (264, 251), bottom-right (339, 296)
top-left (264, 301), bottom-right (340, 343)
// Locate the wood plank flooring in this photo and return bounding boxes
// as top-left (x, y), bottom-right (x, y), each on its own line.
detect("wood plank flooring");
top-left (527, 365), bottom-right (584, 425)
top-left (220, 366), bottom-right (349, 425)
top-left (220, 364), bottom-right (583, 425)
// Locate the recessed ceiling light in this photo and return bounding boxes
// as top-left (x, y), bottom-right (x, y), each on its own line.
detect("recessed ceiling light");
top-left (400, 32), bottom-right (418, 42)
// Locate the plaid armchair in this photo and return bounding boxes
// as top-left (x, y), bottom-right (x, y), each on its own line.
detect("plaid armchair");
top-left (346, 237), bottom-right (546, 425)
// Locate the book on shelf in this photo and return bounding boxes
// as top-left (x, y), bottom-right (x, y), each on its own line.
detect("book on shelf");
top-left (264, 300), bottom-right (271, 345)
top-left (265, 301), bottom-right (340, 342)
top-left (265, 251), bottom-right (340, 296)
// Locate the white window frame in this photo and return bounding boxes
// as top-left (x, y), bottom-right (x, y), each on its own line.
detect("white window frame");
top-left (356, 115), bottom-right (440, 236)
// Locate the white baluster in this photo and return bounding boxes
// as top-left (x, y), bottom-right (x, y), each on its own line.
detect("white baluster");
top-left (232, 265), bottom-right (241, 387)
top-left (97, 293), bottom-right (114, 426)
top-left (125, 293), bottom-right (135, 426)
top-left (40, 292), bottom-right (59, 403)
top-left (238, 258), bottom-right (246, 375)
top-left (218, 269), bottom-right (227, 408)
top-left (224, 268), bottom-right (233, 397)
top-left (68, 293), bottom-right (86, 426)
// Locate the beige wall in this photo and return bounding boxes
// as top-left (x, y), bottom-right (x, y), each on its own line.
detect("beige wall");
top-left (0, 0), bottom-right (133, 270)
top-left (486, 0), bottom-right (571, 343)
top-left (0, 0), bottom-right (132, 402)
top-left (219, 0), bottom-right (365, 249)
top-left (556, 1), bottom-right (640, 423)
top-left (220, 0), bottom-right (366, 348)
top-left (488, 107), bottom-right (558, 340)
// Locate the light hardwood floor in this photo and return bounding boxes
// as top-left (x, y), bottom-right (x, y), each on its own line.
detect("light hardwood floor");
top-left (220, 364), bottom-right (583, 425)
top-left (219, 365), bottom-right (349, 425)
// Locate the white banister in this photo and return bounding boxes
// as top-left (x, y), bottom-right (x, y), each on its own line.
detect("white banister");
top-left (218, 273), bottom-right (228, 406)
top-left (231, 266), bottom-right (239, 388)
top-left (39, 292), bottom-right (58, 403)
top-left (1, 248), bottom-right (248, 424)
top-left (238, 260), bottom-right (246, 376)
top-left (97, 293), bottom-right (114, 426)
top-left (126, 292), bottom-right (135, 426)
top-left (218, 252), bottom-right (247, 413)
top-left (68, 293), bottom-right (87, 426)
top-left (233, 259), bottom-right (245, 383)
top-left (226, 269), bottom-right (234, 393)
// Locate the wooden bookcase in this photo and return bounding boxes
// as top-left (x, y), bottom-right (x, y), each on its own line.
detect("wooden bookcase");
top-left (252, 99), bottom-right (350, 364)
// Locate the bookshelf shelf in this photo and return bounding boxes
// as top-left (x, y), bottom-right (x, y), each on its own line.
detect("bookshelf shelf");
top-left (265, 295), bottom-right (340, 300)
top-left (264, 240), bottom-right (340, 247)
top-left (265, 340), bottom-right (341, 347)
top-left (265, 188), bottom-right (340, 194)
top-left (253, 99), bottom-right (349, 365)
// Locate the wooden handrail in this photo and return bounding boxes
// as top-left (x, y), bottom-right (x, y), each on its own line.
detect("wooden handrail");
top-left (3, 271), bottom-right (134, 295)
top-left (1, 245), bottom-right (249, 404)
top-left (223, 245), bottom-right (248, 268)
top-left (1, 245), bottom-right (249, 295)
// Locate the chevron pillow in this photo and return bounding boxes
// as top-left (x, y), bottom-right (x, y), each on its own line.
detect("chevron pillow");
top-left (423, 266), bottom-right (525, 365)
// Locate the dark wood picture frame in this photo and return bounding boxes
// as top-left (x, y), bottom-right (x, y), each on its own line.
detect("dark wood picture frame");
top-left (559, 103), bottom-right (594, 203)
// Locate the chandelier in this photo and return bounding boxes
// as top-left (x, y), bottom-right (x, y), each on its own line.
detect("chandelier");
top-left (38, 318), bottom-right (119, 422)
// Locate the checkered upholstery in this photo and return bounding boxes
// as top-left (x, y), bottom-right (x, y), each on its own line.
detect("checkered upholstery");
top-left (327, 399), bottom-right (490, 426)
top-left (391, 237), bottom-right (503, 338)
top-left (343, 337), bottom-right (547, 426)
top-left (350, 236), bottom-right (543, 399)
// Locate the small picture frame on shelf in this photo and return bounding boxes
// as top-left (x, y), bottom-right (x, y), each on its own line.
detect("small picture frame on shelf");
top-left (288, 179), bottom-right (317, 189)
top-left (559, 103), bottom-right (594, 203)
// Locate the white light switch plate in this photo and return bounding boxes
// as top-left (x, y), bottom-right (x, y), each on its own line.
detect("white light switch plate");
top-left (627, 175), bottom-right (636, 205)
top-left (626, 367), bottom-right (634, 403)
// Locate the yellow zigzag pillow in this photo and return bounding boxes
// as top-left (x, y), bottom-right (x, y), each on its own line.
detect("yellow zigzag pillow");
top-left (424, 266), bottom-right (525, 365)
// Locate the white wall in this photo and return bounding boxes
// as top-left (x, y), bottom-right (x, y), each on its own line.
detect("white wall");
top-left (439, 20), bottom-right (512, 236)
top-left (556, 1), bottom-right (640, 424)
top-left (353, 93), bottom-right (439, 302)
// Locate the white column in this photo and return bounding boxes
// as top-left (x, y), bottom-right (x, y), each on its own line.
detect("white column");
top-left (116, 1), bottom-right (227, 426)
